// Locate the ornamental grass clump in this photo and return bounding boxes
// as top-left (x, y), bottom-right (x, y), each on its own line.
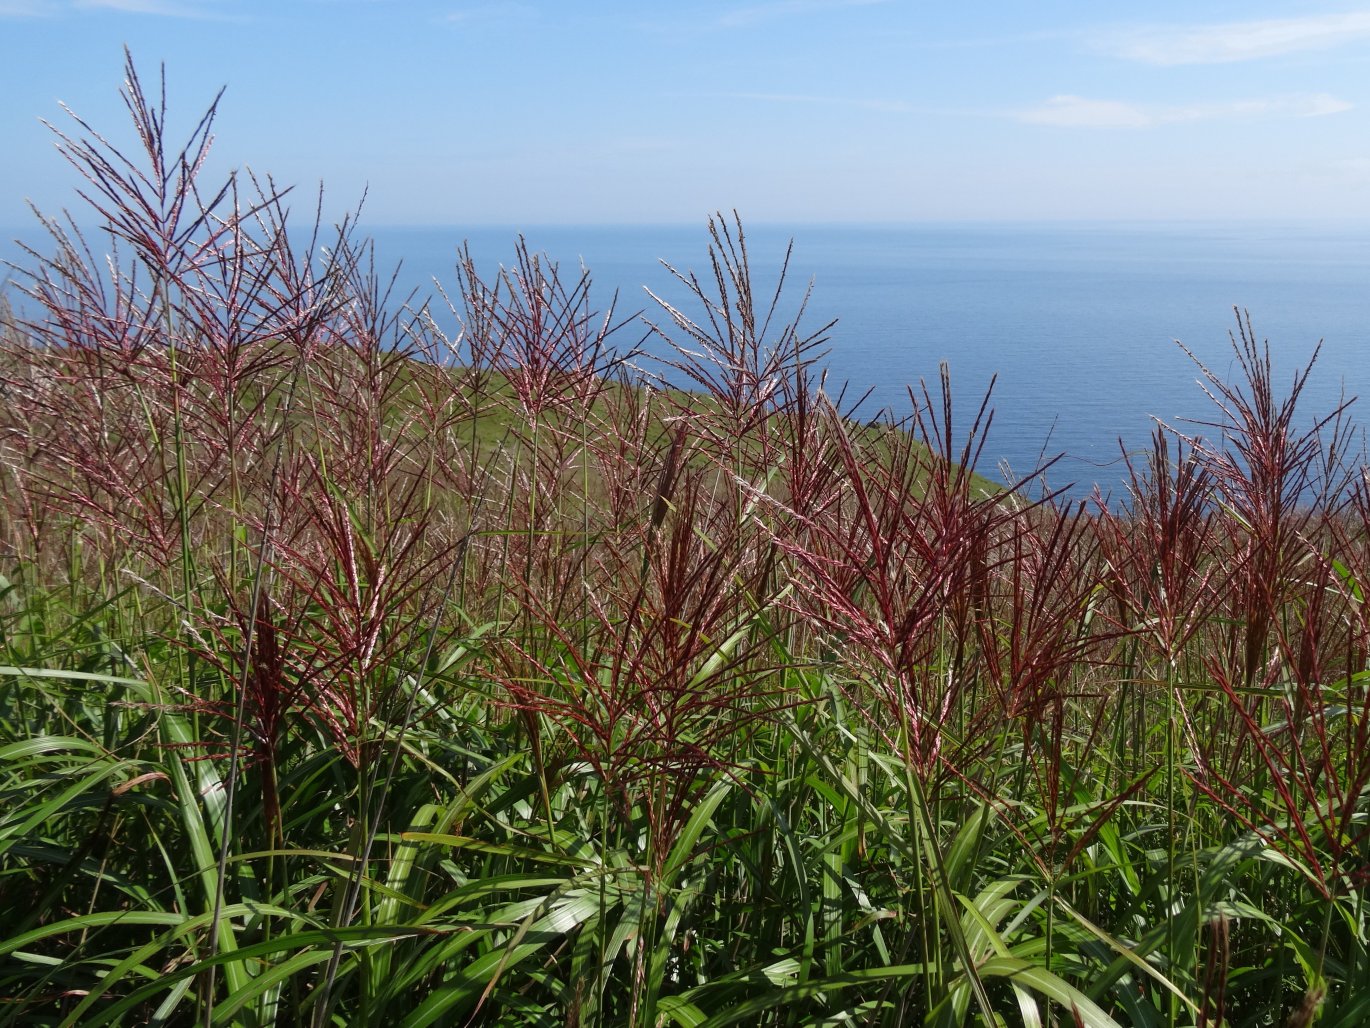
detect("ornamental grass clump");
top-left (1170, 323), bottom-right (1370, 917)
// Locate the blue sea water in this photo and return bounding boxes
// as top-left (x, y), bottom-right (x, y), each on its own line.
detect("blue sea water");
top-left (6, 221), bottom-right (1370, 500)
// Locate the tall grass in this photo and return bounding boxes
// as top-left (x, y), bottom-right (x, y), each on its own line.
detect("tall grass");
top-left (2, 55), bottom-right (1368, 1026)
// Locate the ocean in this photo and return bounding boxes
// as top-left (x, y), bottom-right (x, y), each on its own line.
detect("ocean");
top-left (6, 221), bottom-right (1370, 500)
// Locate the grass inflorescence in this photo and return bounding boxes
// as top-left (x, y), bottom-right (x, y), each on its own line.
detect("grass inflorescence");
top-left (1, 55), bottom-right (1368, 1027)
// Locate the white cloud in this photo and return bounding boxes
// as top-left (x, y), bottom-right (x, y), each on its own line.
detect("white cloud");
top-left (725, 91), bottom-right (912, 113)
top-left (1296, 94), bottom-right (1359, 117)
top-left (1098, 12), bottom-right (1370, 65)
top-left (1019, 93), bottom-right (1353, 128)
top-left (0, 0), bottom-right (55, 14)
top-left (0, 0), bottom-right (229, 13)
top-left (445, 2), bottom-right (535, 25)
top-left (1020, 96), bottom-right (1152, 129)
top-left (719, 0), bottom-right (888, 29)
top-left (74, 0), bottom-right (231, 16)
top-left (1326, 156), bottom-right (1370, 181)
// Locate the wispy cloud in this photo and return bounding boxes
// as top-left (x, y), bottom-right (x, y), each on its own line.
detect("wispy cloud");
top-left (445, 2), bottom-right (536, 25)
top-left (0, 0), bottom-right (57, 14)
top-left (723, 91), bottom-right (912, 113)
top-left (1335, 156), bottom-right (1370, 175)
top-left (1295, 155), bottom-right (1370, 192)
top-left (73, 0), bottom-right (234, 17)
top-left (1019, 93), bottom-right (1353, 129)
top-left (719, 0), bottom-right (888, 29)
top-left (1, 0), bottom-right (238, 12)
top-left (1096, 12), bottom-right (1370, 65)
top-left (1021, 96), bottom-right (1152, 129)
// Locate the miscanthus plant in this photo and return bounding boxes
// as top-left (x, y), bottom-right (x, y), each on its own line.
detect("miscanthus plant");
top-left (2, 55), bottom-right (1368, 1027)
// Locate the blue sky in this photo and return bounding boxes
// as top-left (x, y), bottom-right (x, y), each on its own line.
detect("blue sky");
top-left (2, 1), bottom-right (1370, 227)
